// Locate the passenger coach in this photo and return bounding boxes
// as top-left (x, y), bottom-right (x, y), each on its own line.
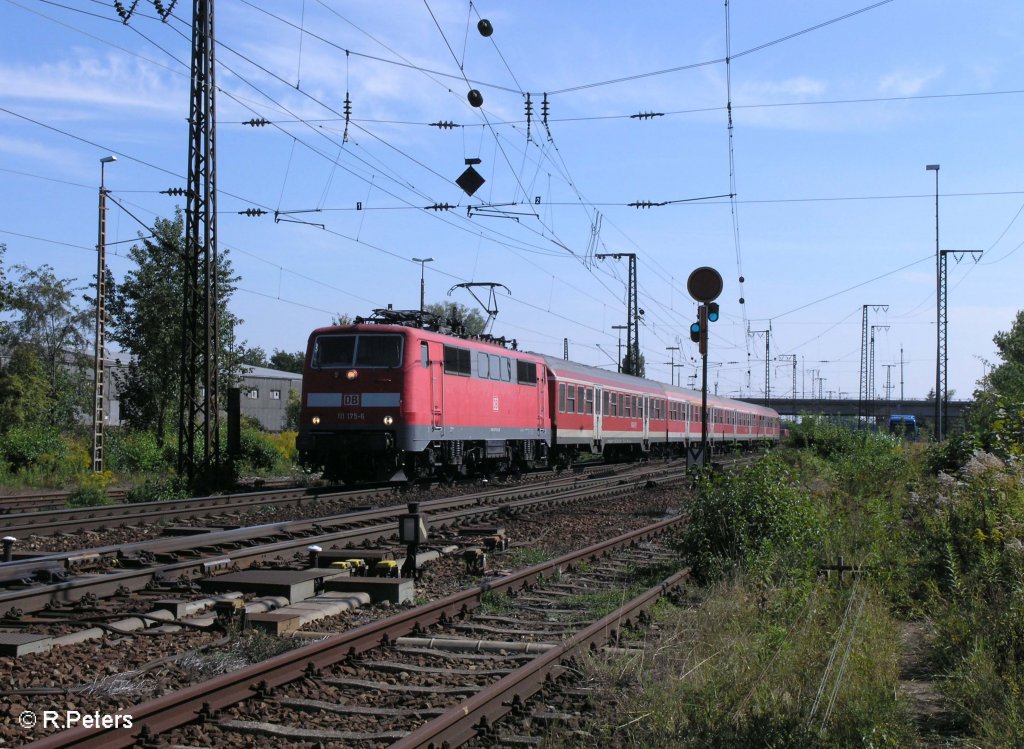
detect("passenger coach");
top-left (542, 356), bottom-right (780, 463)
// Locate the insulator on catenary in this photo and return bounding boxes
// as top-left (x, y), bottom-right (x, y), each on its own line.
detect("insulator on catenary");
top-left (239, 208), bottom-right (267, 217)
top-left (244, 118), bottom-right (271, 127)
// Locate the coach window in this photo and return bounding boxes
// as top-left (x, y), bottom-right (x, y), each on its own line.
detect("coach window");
top-left (602, 390), bottom-right (610, 416)
top-left (585, 388), bottom-right (594, 415)
top-left (558, 383), bottom-right (566, 412)
top-left (623, 395), bottom-right (631, 418)
top-left (576, 385), bottom-right (585, 414)
top-left (420, 342), bottom-right (429, 368)
top-left (566, 384), bottom-right (576, 413)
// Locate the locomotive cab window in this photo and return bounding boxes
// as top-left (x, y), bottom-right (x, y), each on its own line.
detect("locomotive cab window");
top-left (312, 334), bottom-right (403, 369)
top-left (421, 342), bottom-right (429, 368)
top-left (311, 335), bottom-right (355, 368)
top-left (355, 335), bottom-right (402, 367)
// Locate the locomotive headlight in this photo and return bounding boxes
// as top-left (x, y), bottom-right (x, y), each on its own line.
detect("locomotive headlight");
top-left (383, 415), bottom-right (394, 425)
top-left (346, 369), bottom-right (358, 380)
top-left (312, 416), bottom-right (321, 425)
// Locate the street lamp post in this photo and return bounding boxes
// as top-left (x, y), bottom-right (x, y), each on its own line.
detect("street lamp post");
top-left (926, 163), bottom-right (941, 440)
top-left (92, 155), bottom-right (116, 474)
top-left (412, 257), bottom-right (433, 314)
top-left (665, 346), bottom-right (679, 386)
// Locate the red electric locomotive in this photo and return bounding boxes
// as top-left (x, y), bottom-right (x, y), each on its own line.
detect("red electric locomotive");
top-left (296, 312), bottom-right (551, 482)
top-left (297, 311), bottom-right (781, 483)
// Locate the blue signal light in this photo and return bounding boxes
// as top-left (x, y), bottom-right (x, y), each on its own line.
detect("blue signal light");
top-left (707, 302), bottom-right (720, 323)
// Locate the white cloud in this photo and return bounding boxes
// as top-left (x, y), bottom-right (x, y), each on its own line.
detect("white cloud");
top-left (0, 51), bottom-right (184, 116)
top-left (876, 67), bottom-right (943, 97)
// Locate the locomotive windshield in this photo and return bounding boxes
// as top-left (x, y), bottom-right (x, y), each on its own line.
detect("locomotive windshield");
top-left (312, 334), bottom-right (403, 368)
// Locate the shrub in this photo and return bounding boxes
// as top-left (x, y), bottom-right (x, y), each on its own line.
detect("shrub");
top-left (266, 430), bottom-right (297, 464)
top-left (124, 474), bottom-right (188, 503)
top-left (105, 429), bottom-right (168, 474)
top-left (68, 470), bottom-right (114, 507)
top-left (925, 431), bottom-right (980, 475)
top-left (0, 425), bottom-right (66, 472)
top-left (676, 454), bottom-right (823, 584)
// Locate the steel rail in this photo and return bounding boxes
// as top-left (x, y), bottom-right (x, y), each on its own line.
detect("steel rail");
top-left (24, 514), bottom-right (684, 748)
top-left (0, 464), bottom-right (670, 570)
top-left (392, 568), bottom-right (691, 748)
top-left (0, 470), bottom-right (671, 616)
top-left (0, 459), bottom-right (662, 539)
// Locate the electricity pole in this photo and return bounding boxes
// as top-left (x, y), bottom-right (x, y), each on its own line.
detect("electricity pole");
top-left (597, 253), bottom-right (641, 375)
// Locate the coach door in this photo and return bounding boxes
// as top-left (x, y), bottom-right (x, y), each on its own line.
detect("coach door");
top-left (642, 395), bottom-right (651, 450)
top-left (425, 341), bottom-right (443, 431)
top-left (593, 386), bottom-right (603, 449)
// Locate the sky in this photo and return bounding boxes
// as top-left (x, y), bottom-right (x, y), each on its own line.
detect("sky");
top-left (2, 0), bottom-right (1023, 404)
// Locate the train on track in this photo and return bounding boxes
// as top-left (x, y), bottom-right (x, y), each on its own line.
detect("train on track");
top-left (296, 310), bottom-right (782, 482)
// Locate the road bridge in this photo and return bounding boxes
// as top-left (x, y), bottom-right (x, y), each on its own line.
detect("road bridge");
top-left (744, 397), bottom-right (971, 432)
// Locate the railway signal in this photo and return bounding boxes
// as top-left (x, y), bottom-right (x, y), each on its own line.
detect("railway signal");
top-left (686, 267), bottom-right (724, 469)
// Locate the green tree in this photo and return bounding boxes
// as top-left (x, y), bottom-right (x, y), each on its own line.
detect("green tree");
top-left (425, 301), bottom-right (486, 336)
top-left (269, 349), bottom-right (304, 373)
top-left (238, 345), bottom-right (268, 368)
top-left (964, 310), bottom-right (1024, 460)
top-left (621, 349), bottom-right (646, 378)
top-left (108, 212), bottom-right (243, 444)
top-left (0, 347), bottom-right (53, 431)
top-left (0, 261), bottom-right (92, 427)
top-left (988, 310), bottom-right (1024, 400)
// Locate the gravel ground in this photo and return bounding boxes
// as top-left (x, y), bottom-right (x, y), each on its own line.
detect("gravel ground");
top-left (0, 481), bottom-right (685, 747)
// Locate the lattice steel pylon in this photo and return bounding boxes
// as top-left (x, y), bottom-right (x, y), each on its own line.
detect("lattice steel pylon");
top-left (177, 0), bottom-right (220, 486)
top-left (869, 325), bottom-right (889, 401)
top-left (858, 304), bottom-right (887, 427)
top-left (937, 249), bottom-right (982, 439)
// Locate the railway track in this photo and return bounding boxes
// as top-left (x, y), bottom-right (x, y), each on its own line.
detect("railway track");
top-left (24, 515), bottom-right (688, 748)
top-left (0, 490), bottom-right (129, 515)
top-left (0, 462), bottom-right (687, 619)
top-left (0, 460), bottom-right (635, 541)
